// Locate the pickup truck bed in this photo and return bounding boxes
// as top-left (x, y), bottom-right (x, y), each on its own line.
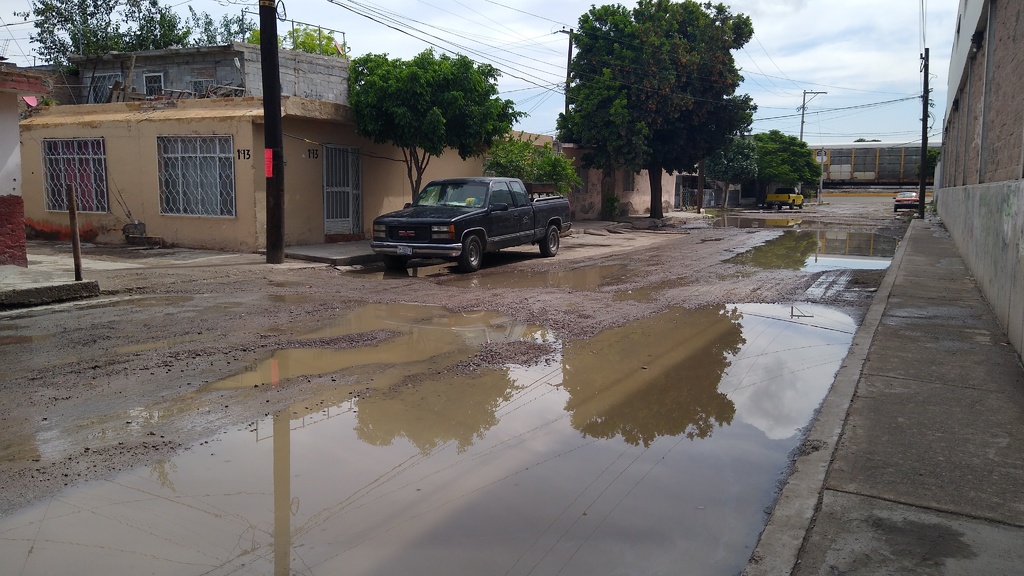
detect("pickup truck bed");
top-left (371, 177), bottom-right (572, 272)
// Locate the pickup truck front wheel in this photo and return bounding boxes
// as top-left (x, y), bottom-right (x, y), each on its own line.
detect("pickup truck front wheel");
top-left (539, 224), bottom-right (560, 257)
top-left (457, 234), bottom-right (483, 273)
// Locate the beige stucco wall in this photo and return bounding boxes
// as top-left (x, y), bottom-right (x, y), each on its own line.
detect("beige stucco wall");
top-left (279, 117), bottom-right (485, 244)
top-left (20, 97), bottom-right (486, 252)
top-left (21, 100), bottom-right (261, 251)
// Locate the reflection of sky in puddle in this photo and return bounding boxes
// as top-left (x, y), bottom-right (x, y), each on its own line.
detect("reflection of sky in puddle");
top-left (802, 254), bottom-right (892, 273)
top-left (728, 230), bottom-right (895, 272)
top-left (0, 303), bottom-right (855, 576)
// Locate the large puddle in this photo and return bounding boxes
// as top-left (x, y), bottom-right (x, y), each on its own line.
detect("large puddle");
top-left (0, 302), bottom-right (856, 576)
top-left (727, 229), bottom-right (896, 272)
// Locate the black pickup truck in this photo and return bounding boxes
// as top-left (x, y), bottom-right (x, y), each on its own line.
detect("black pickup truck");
top-left (371, 177), bottom-right (572, 272)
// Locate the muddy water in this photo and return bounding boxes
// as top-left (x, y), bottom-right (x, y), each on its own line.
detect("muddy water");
top-left (444, 264), bottom-right (628, 290)
top-left (728, 229), bottom-right (895, 272)
top-left (0, 302), bottom-right (856, 576)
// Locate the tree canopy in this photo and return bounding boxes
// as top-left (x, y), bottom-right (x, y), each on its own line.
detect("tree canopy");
top-left (485, 134), bottom-right (581, 195)
top-left (705, 137), bottom-right (757, 205)
top-left (558, 0), bottom-right (755, 218)
top-left (247, 25), bottom-right (346, 56)
top-left (349, 49), bottom-right (522, 199)
top-left (16, 0), bottom-right (255, 69)
top-left (752, 130), bottom-right (821, 191)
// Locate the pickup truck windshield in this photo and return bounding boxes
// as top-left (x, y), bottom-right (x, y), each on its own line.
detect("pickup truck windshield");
top-left (414, 182), bottom-right (488, 208)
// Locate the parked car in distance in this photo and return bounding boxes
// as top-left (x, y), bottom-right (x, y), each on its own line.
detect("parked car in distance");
top-left (764, 188), bottom-right (804, 210)
top-left (370, 177), bottom-right (572, 273)
top-left (894, 191), bottom-right (919, 212)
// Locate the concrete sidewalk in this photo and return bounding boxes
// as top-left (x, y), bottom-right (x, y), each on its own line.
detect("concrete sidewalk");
top-left (747, 217), bottom-right (1024, 575)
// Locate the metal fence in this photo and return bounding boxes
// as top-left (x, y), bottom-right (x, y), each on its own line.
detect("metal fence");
top-left (157, 136), bottom-right (235, 217)
top-left (42, 138), bottom-right (110, 213)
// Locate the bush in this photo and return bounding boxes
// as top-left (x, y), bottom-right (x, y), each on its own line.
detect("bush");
top-left (486, 133), bottom-right (581, 195)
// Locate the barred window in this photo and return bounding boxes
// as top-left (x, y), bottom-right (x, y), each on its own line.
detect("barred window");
top-left (144, 73), bottom-right (164, 97)
top-left (190, 79), bottom-right (214, 98)
top-left (88, 73), bottom-right (122, 103)
top-left (42, 138), bottom-right (110, 213)
top-left (157, 136), bottom-right (236, 217)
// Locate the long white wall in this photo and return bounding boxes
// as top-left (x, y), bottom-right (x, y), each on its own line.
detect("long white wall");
top-left (938, 183), bottom-right (1024, 358)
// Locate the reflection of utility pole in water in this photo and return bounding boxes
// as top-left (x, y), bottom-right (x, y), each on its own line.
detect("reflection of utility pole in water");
top-left (274, 411), bottom-right (291, 576)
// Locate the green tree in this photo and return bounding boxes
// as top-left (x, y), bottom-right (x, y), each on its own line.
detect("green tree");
top-left (854, 138), bottom-right (881, 142)
top-left (188, 8), bottom-right (255, 46)
top-left (287, 25), bottom-right (346, 56)
top-left (752, 130), bottom-right (821, 194)
top-left (559, 0), bottom-right (755, 219)
top-left (917, 148), bottom-right (941, 178)
top-left (705, 137), bottom-right (757, 208)
top-left (16, 0), bottom-right (124, 68)
top-left (16, 0), bottom-right (252, 69)
top-left (349, 49), bottom-right (523, 200)
top-left (485, 134), bottom-right (581, 195)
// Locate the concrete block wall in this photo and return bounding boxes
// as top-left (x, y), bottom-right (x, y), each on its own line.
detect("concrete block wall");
top-left (78, 43), bottom-right (348, 104)
top-left (237, 43), bottom-right (349, 104)
top-left (943, 0), bottom-right (1024, 187)
top-left (938, 182), bottom-right (1024, 359)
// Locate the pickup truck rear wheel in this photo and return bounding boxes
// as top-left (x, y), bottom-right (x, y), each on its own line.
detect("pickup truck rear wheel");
top-left (539, 224), bottom-right (560, 257)
top-left (382, 255), bottom-right (408, 270)
top-left (457, 234), bottom-right (483, 273)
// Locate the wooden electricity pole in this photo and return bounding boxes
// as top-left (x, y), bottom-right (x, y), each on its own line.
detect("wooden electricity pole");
top-left (260, 0), bottom-right (285, 264)
top-left (918, 48), bottom-right (929, 219)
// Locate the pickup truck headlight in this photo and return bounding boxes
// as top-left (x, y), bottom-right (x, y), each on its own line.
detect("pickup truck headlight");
top-left (373, 223), bottom-right (386, 239)
top-left (431, 225), bottom-right (455, 240)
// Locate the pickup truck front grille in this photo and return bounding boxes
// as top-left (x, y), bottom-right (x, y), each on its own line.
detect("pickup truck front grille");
top-left (388, 225), bottom-right (430, 242)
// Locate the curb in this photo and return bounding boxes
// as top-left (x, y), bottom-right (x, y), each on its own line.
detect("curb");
top-left (741, 218), bottom-right (916, 575)
top-left (0, 280), bottom-right (101, 309)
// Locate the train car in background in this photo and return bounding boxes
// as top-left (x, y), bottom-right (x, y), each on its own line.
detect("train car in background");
top-left (816, 142), bottom-right (941, 188)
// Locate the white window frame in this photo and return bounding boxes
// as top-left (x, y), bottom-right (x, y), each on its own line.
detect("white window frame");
top-left (144, 73), bottom-right (164, 97)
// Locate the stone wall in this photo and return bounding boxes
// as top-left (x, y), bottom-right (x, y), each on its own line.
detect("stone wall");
top-left (938, 183), bottom-right (1024, 359)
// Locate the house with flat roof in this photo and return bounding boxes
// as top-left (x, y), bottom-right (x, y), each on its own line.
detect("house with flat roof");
top-left (19, 43), bottom-right (483, 252)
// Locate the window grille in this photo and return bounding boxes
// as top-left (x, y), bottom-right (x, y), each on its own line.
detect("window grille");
top-left (190, 79), bottom-right (215, 98)
top-left (157, 136), bottom-right (235, 217)
top-left (88, 73), bottom-right (122, 103)
top-left (144, 73), bottom-right (164, 97)
top-left (42, 138), bottom-right (110, 213)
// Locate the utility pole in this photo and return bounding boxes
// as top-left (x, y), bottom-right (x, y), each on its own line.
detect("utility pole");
top-left (799, 90), bottom-right (827, 142)
top-left (918, 48), bottom-right (929, 219)
top-left (557, 29), bottom-right (573, 121)
top-left (797, 90), bottom-right (825, 196)
top-left (260, 0), bottom-right (285, 264)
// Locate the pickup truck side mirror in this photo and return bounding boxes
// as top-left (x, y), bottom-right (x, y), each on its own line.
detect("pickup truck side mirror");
top-left (489, 202), bottom-right (509, 212)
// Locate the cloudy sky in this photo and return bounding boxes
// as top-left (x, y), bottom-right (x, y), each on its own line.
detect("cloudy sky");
top-left (0, 0), bottom-right (956, 145)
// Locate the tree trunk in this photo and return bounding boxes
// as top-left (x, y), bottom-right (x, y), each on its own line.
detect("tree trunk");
top-left (601, 165), bottom-right (615, 219)
top-left (402, 147), bottom-right (432, 203)
top-left (648, 165), bottom-right (664, 219)
top-left (696, 159), bottom-right (706, 212)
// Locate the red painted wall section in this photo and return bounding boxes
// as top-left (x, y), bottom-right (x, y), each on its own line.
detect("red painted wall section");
top-left (0, 195), bottom-right (28, 266)
top-left (24, 218), bottom-right (102, 242)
